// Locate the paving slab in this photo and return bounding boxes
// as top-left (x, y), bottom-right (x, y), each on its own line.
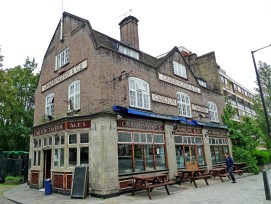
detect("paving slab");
top-left (4, 171), bottom-right (271, 204)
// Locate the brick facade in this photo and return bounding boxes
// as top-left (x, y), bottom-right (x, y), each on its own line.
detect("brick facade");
top-left (29, 12), bottom-right (231, 197)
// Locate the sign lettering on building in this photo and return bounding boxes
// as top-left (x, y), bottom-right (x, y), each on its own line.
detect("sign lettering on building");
top-left (209, 130), bottom-right (226, 136)
top-left (175, 127), bottom-right (202, 135)
top-left (41, 60), bottom-right (87, 92)
top-left (67, 120), bottom-right (91, 129)
top-left (117, 120), bottom-right (164, 131)
top-left (158, 73), bottom-right (201, 94)
top-left (152, 93), bottom-right (177, 106)
top-left (33, 123), bottom-right (64, 136)
top-left (191, 104), bottom-right (209, 113)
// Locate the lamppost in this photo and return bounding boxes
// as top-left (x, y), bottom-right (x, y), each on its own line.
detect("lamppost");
top-left (251, 44), bottom-right (271, 139)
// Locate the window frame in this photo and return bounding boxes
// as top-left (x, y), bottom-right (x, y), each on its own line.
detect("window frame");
top-left (177, 92), bottom-right (192, 118)
top-left (55, 47), bottom-right (69, 70)
top-left (68, 80), bottom-right (80, 112)
top-left (208, 101), bottom-right (219, 123)
top-left (128, 77), bottom-right (151, 110)
top-left (45, 93), bottom-right (54, 117)
top-left (173, 61), bottom-right (187, 79)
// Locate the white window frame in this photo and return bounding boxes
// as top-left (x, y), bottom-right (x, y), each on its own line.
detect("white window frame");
top-left (68, 80), bottom-right (80, 112)
top-left (118, 45), bottom-right (139, 60)
top-left (55, 47), bottom-right (69, 70)
top-left (128, 77), bottom-right (150, 110)
top-left (173, 61), bottom-right (187, 79)
top-left (208, 101), bottom-right (219, 122)
top-left (45, 93), bottom-right (54, 117)
top-left (197, 79), bottom-right (207, 88)
top-left (177, 92), bottom-right (191, 118)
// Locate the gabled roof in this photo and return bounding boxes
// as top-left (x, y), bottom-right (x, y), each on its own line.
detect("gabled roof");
top-left (45, 12), bottom-right (198, 73)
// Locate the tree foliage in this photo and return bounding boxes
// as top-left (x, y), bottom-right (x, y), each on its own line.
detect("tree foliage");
top-left (222, 101), bottom-right (263, 151)
top-left (254, 61), bottom-right (271, 149)
top-left (0, 57), bottom-right (39, 151)
top-left (0, 46), bottom-right (4, 68)
top-left (222, 100), bottom-right (264, 173)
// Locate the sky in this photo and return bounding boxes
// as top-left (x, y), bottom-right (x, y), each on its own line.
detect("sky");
top-left (1, 0), bottom-right (271, 93)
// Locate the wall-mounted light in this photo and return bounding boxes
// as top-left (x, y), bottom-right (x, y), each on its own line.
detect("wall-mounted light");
top-left (204, 131), bottom-right (209, 139)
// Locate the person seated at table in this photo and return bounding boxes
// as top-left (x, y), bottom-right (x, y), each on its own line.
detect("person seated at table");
top-left (224, 152), bottom-right (236, 183)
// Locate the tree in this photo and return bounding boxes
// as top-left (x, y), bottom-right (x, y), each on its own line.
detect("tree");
top-left (222, 101), bottom-right (263, 151)
top-left (254, 61), bottom-right (271, 149)
top-left (0, 57), bottom-right (40, 151)
top-left (222, 100), bottom-right (263, 174)
top-left (0, 46), bottom-right (4, 68)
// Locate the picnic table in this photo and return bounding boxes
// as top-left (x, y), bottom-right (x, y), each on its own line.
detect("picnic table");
top-left (232, 162), bottom-right (246, 175)
top-left (131, 172), bottom-right (175, 199)
top-left (209, 167), bottom-right (230, 182)
top-left (176, 169), bottom-right (210, 187)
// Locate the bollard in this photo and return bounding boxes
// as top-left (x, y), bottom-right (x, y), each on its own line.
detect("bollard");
top-left (262, 170), bottom-right (271, 200)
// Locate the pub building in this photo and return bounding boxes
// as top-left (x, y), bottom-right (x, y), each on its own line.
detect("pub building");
top-left (29, 12), bottom-right (232, 197)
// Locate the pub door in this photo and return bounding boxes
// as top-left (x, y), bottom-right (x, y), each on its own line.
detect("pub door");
top-left (43, 150), bottom-right (51, 180)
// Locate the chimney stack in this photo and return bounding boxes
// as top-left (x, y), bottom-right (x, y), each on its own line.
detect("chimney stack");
top-left (119, 16), bottom-right (139, 50)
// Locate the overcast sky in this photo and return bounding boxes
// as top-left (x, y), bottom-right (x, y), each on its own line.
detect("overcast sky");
top-left (1, 0), bottom-right (271, 93)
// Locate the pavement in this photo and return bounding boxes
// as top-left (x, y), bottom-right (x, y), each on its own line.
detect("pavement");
top-left (3, 170), bottom-right (271, 204)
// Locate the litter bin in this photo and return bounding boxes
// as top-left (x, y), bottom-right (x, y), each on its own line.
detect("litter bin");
top-left (44, 179), bottom-right (52, 195)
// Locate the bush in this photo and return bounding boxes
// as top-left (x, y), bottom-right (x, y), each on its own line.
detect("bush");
top-left (233, 147), bottom-right (259, 174)
top-left (252, 150), bottom-right (270, 165)
top-left (4, 176), bottom-right (22, 184)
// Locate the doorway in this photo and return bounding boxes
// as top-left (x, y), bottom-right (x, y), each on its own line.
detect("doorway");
top-left (43, 150), bottom-right (51, 180)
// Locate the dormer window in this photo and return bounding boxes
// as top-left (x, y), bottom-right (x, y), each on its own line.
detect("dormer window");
top-left (118, 45), bottom-right (139, 60)
top-left (197, 79), bottom-right (207, 87)
top-left (55, 48), bottom-right (69, 70)
top-left (173, 61), bottom-right (187, 79)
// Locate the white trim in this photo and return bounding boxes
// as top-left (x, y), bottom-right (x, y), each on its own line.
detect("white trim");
top-left (177, 92), bottom-right (192, 118)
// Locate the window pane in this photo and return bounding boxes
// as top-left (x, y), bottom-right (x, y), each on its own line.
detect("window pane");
top-left (118, 132), bottom-right (132, 142)
top-left (80, 133), bottom-right (89, 143)
top-left (69, 134), bottom-right (77, 144)
top-left (147, 134), bottom-right (152, 143)
top-left (175, 145), bottom-right (184, 168)
top-left (60, 148), bottom-right (64, 167)
top-left (155, 145), bottom-right (166, 170)
top-left (38, 151), bottom-right (41, 166)
top-left (60, 136), bottom-right (65, 145)
top-left (140, 133), bottom-right (147, 143)
top-left (198, 145), bottom-right (205, 165)
top-left (134, 145), bottom-right (144, 172)
top-left (55, 136), bottom-right (59, 146)
top-left (49, 137), bottom-right (52, 146)
top-left (154, 134), bottom-right (164, 143)
top-left (54, 149), bottom-right (58, 167)
top-left (175, 136), bottom-right (183, 144)
top-left (33, 151), bottom-right (37, 166)
top-left (134, 133), bottom-right (140, 143)
top-left (145, 145), bottom-right (154, 171)
top-left (210, 146), bottom-right (216, 163)
top-left (69, 148), bottom-right (77, 166)
top-left (80, 147), bottom-right (89, 165)
top-left (214, 146), bottom-right (220, 162)
top-left (118, 144), bottom-right (132, 174)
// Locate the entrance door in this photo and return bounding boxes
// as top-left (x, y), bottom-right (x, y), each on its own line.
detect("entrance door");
top-left (43, 150), bottom-right (51, 180)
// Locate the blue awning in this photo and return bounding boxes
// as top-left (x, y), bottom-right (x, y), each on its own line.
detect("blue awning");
top-left (192, 120), bottom-right (228, 129)
top-left (113, 105), bottom-right (195, 125)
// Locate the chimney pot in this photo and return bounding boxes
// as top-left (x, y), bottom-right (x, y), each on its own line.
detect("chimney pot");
top-left (119, 16), bottom-right (139, 50)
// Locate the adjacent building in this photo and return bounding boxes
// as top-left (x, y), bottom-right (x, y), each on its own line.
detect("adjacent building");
top-left (219, 68), bottom-right (255, 121)
top-left (29, 12), bottom-right (231, 197)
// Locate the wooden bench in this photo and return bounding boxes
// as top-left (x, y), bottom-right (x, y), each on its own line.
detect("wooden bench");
top-left (131, 173), bottom-right (175, 199)
top-left (240, 166), bottom-right (251, 173)
top-left (232, 169), bottom-right (245, 176)
top-left (176, 169), bottom-right (211, 187)
top-left (209, 168), bottom-right (230, 182)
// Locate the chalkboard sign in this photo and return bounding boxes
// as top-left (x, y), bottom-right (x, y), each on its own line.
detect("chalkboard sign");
top-left (71, 166), bottom-right (88, 199)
